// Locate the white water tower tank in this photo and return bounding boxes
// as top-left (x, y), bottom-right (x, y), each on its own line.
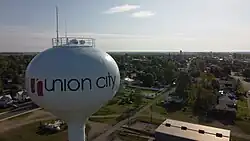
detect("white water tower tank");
top-left (25, 37), bottom-right (120, 141)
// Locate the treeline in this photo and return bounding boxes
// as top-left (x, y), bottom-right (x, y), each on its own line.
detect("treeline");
top-left (0, 55), bottom-right (34, 95)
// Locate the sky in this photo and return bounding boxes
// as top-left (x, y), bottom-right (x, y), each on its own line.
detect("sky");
top-left (0, 0), bottom-right (250, 52)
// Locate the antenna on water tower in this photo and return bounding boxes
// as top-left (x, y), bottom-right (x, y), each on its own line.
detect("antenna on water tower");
top-left (65, 20), bottom-right (68, 44)
top-left (56, 6), bottom-right (59, 47)
top-left (65, 20), bottom-right (67, 38)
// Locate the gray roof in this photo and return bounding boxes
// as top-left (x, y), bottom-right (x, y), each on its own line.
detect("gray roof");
top-left (155, 119), bottom-right (230, 141)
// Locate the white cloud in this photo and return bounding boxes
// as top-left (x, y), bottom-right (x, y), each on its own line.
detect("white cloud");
top-left (131, 11), bottom-right (155, 18)
top-left (103, 4), bottom-right (140, 14)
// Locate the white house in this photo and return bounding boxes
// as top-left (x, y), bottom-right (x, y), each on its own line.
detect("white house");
top-left (14, 90), bottom-right (30, 103)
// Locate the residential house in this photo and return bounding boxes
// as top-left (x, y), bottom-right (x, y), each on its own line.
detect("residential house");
top-left (210, 94), bottom-right (237, 121)
top-left (0, 95), bottom-right (13, 108)
top-left (216, 77), bottom-right (236, 91)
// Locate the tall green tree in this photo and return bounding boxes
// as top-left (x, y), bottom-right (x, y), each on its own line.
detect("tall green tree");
top-left (242, 69), bottom-right (250, 79)
top-left (142, 73), bottom-right (154, 87)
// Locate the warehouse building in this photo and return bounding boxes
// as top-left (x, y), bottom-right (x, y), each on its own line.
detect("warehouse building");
top-left (155, 119), bottom-right (230, 141)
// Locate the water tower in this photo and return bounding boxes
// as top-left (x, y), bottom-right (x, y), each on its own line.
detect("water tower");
top-left (25, 37), bottom-right (120, 141)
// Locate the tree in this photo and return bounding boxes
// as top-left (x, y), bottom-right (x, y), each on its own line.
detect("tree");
top-left (211, 79), bottom-right (220, 90)
top-left (223, 66), bottom-right (231, 76)
top-left (187, 85), bottom-right (197, 106)
top-left (210, 65), bottom-right (223, 78)
top-left (133, 94), bottom-right (143, 107)
top-left (190, 71), bottom-right (200, 78)
top-left (193, 85), bottom-right (216, 115)
top-left (142, 73), bottom-right (154, 87)
top-left (200, 73), bottom-right (215, 89)
top-left (175, 72), bottom-right (191, 98)
top-left (164, 68), bottom-right (174, 85)
top-left (236, 79), bottom-right (245, 95)
top-left (242, 69), bottom-right (250, 79)
top-left (196, 59), bottom-right (205, 71)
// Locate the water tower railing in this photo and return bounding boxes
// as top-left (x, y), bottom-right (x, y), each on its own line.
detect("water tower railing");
top-left (52, 37), bottom-right (95, 48)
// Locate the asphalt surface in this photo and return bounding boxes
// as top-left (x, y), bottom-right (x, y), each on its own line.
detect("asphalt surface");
top-left (92, 87), bottom-right (175, 141)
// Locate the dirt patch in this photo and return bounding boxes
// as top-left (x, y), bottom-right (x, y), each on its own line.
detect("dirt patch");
top-left (25, 110), bottom-right (55, 120)
top-left (0, 109), bottom-right (112, 141)
top-left (0, 110), bottom-right (55, 133)
top-left (129, 121), bottom-right (158, 133)
top-left (88, 121), bottom-right (111, 140)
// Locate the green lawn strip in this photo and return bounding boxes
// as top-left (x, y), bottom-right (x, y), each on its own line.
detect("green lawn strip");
top-left (89, 116), bottom-right (117, 125)
top-left (237, 107), bottom-right (250, 120)
top-left (231, 136), bottom-right (249, 141)
top-left (235, 120), bottom-right (250, 135)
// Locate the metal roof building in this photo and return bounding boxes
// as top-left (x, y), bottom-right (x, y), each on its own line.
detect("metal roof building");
top-left (155, 119), bottom-right (230, 141)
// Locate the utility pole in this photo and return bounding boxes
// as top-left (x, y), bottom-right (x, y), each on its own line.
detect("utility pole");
top-left (150, 105), bottom-right (153, 123)
top-left (65, 20), bottom-right (68, 44)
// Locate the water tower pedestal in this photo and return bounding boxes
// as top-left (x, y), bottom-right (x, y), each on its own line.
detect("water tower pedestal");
top-left (67, 121), bottom-right (85, 141)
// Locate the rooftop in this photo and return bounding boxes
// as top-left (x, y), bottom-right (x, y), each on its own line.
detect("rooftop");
top-left (155, 119), bottom-right (230, 141)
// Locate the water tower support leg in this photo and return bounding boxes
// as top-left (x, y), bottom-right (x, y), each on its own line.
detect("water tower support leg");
top-left (67, 121), bottom-right (85, 141)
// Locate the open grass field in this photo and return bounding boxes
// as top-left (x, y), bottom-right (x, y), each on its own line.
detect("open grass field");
top-left (93, 87), bottom-right (155, 116)
top-left (236, 98), bottom-right (250, 120)
top-left (89, 116), bottom-right (117, 125)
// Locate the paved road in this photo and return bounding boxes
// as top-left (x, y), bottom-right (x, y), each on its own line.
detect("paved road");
top-left (92, 87), bottom-right (175, 141)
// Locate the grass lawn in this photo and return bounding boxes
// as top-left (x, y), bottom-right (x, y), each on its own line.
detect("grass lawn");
top-left (231, 136), bottom-right (249, 141)
top-left (235, 97), bottom-right (250, 134)
top-left (140, 89), bottom-right (156, 94)
top-left (89, 116), bottom-right (117, 125)
top-left (139, 100), bottom-right (197, 125)
top-left (94, 87), bottom-right (155, 116)
top-left (0, 107), bottom-right (11, 113)
top-left (136, 115), bottom-right (165, 125)
top-left (138, 110), bottom-right (197, 125)
top-left (93, 104), bottom-right (128, 116)
top-left (0, 120), bottom-right (91, 141)
top-left (235, 120), bottom-right (250, 135)
top-left (141, 103), bottom-right (167, 116)
top-left (236, 98), bottom-right (250, 120)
